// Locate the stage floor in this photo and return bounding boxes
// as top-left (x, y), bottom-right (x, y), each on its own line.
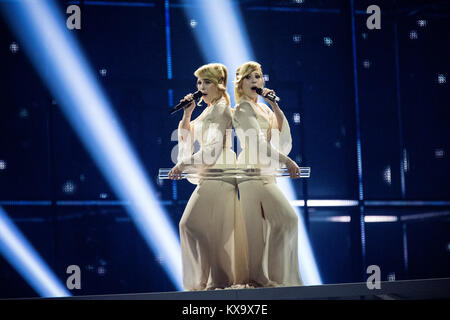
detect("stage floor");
top-left (53, 277), bottom-right (450, 300)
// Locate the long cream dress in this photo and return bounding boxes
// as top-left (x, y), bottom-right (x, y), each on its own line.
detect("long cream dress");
top-left (177, 97), bottom-right (248, 290)
top-left (232, 97), bottom-right (303, 287)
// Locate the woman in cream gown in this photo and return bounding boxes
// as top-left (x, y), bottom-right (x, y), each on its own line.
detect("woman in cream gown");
top-left (232, 61), bottom-right (303, 287)
top-left (168, 63), bottom-right (248, 291)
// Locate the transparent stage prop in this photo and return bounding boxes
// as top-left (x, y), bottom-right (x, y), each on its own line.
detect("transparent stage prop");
top-left (158, 166), bottom-right (311, 180)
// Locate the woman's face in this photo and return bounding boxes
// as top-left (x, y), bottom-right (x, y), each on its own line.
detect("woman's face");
top-left (197, 78), bottom-right (220, 105)
top-left (241, 70), bottom-right (263, 100)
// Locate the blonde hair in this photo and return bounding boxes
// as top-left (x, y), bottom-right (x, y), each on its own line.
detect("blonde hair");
top-left (234, 61), bottom-right (264, 102)
top-left (194, 63), bottom-right (230, 106)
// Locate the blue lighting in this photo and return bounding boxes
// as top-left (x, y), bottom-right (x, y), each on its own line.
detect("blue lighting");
top-left (182, 0), bottom-right (322, 285)
top-left (0, 206), bottom-right (71, 297)
top-left (247, 6), bottom-right (340, 14)
top-left (84, 1), bottom-right (155, 7)
top-left (323, 37), bottom-right (333, 46)
top-left (168, 88), bottom-right (174, 106)
top-left (182, 0), bottom-right (253, 106)
top-left (2, 0), bottom-right (182, 290)
top-left (165, 0), bottom-right (173, 80)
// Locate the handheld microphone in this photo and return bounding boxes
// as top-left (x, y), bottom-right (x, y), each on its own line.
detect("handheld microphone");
top-left (252, 87), bottom-right (280, 102)
top-left (169, 91), bottom-right (203, 115)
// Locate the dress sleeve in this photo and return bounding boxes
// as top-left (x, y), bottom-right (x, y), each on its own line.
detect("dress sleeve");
top-left (178, 102), bottom-right (231, 169)
top-left (269, 107), bottom-right (292, 156)
top-left (177, 118), bottom-right (196, 164)
top-left (233, 101), bottom-right (289, 165)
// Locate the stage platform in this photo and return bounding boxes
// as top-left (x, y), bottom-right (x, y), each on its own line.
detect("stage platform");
top-left (54, 277), bottom-right (450, 300)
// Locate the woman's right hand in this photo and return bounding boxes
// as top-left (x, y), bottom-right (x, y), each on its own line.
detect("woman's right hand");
top-left (285, 158), bottom-right (301, 179)
top-left (181, 93), bottom-right (196, 115)
top-left (168, 163), bottom-right (184, 180)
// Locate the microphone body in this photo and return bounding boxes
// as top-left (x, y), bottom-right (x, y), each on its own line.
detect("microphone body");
top-left (169, 91), bottom-right (203, 115)
top-left (252, 87), bottom-right (280, 102)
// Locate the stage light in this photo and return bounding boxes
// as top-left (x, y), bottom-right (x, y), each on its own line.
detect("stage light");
top-left (364, 215), bottom-right (398, 223)
top-left (293, 34), bottom-right (302, 43)
top-left (156, 255), bottom-right (165, 265)
top-left (97, 266), bottom-right (106, 275)
top-left (9, 41), bottom-right (19, 53)
top-left (403, 149), bottom-right (409, 172)
top-left (361, 33), bottom-right (368, 40)
top-left (363, 60), bottom-right (370, 69)
top-left (19, 108), bottom-right (29, 118)
top-left (409, 30), bottom-right (418, 40)
top-left (330, 216), bottom-right (351, 222)
top-left (438, 74), bottom-right (446, 84)
top-left (307, 200), bottom-right (359, 207)
top-left (2, 0), bottom-right (183, 290)
top-left (182, 0), bottom-right (253, 106)
top-left (62, 180), bottom-right (76, 194)
top-left (0, 206), bottom-right (71, 297)
top-left (0, 160), bottom-right (6, 170)
top-left (417, 20), bottom-right (427, 27)
top-left (383, 166), bottom-right (391, 185)
top-left (367, 201), bottom-right (450, 207)
top-left (294, 0), bottom-right (304, 4)
top-left (164, 0), bottom-right (173, 80)
top-left (99, 193), bottom-right (108, 199)
top-left (190, 19), bottom-right (197, 28)
top-left (99, 68), bottom-right (107, 77)
top-left (324, 37), bottom-right (333, 46)
top-left (290, 200), bottom-right (306, 206)
top-left (435, 149), bottom-right (444, 158)
top-left (387, 272), bottom-right (396, 282)
top-left (263, 74), bottom-right (270, 82)
top-left (309, 216), bottom-right (351, 223)
top-left (293, 113), bottom-right (301, 124)
top-left (172, 180), bottom-right (177, 200)
top-left (329, 216), bottom-right (350, 223)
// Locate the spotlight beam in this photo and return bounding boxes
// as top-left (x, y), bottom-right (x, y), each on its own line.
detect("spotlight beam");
top-left (2, 0), bottom-right (183, 290)
top-left (182, 0), bottom-right (322, 285)
top-left (0, 207), bottom-right (71, 297)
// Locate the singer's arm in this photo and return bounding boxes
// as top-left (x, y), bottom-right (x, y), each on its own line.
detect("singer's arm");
top-left (261, 88), bottom-right (284, 132)
top-left (178, 102), bottom-right (231, 170)
top-left (257, 101), bottom-right (292, 156)
top-left (233, 101), bottom-right (289, 165)
top-left (179, 109), bottom-right (193, 140)
top-left (233, 101), bottom-right (299, 178)
top-left (271, 102), bottom-right (285, 132)
top-left (177, 103), bottom-right (196, 166)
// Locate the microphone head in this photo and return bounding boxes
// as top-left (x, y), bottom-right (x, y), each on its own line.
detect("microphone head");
top-left (251, 87), bottom-right (263, 95)
top-left (193, 91), bottom-right (203, 99)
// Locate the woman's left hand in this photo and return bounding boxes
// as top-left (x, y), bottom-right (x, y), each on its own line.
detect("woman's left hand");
top-left (168, 164), bottom-right (183, 180)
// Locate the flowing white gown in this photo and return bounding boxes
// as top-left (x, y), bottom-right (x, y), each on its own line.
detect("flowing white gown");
top-left (177, 97), bottom-right (248, 290)
top-left (232, 97), bottom-right (303, 287)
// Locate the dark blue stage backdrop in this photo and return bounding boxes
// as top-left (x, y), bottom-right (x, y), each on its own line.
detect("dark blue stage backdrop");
top-left (0, 0), bottom-right (448, 298)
